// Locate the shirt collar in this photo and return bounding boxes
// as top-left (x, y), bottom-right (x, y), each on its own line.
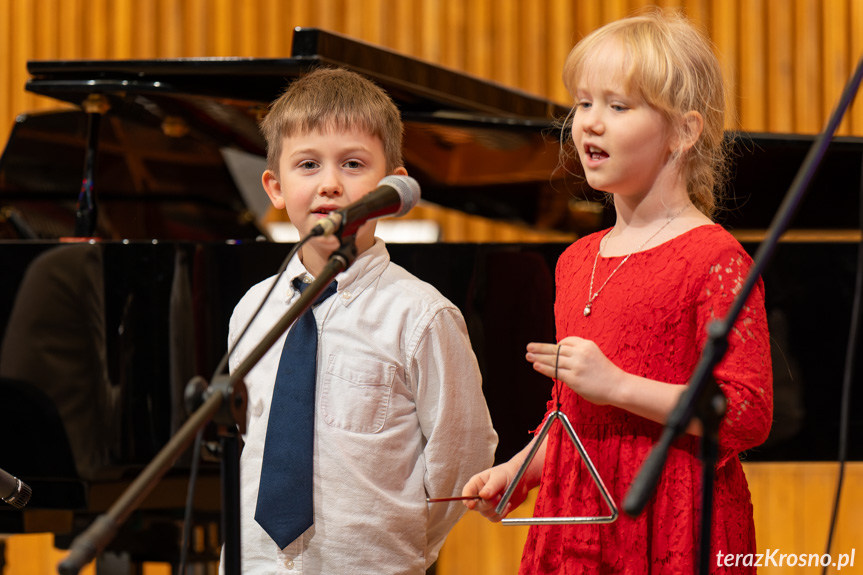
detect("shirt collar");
top-left (283, 238), bottom-right (390, 307)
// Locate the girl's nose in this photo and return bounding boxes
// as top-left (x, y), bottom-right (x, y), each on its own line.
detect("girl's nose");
top-left (579, 108), bottom-right (604, 135)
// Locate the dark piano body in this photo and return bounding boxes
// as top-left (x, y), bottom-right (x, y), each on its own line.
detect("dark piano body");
top-left (1, 27), bottom-right (863, 566)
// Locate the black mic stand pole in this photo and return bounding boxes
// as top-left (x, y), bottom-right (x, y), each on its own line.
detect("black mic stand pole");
top-left (56, 374), bottom-right (245, 574)
top-left (58, 236), bottom-right (358, 575)
top-left (623, 52), bottom-right (863, 575)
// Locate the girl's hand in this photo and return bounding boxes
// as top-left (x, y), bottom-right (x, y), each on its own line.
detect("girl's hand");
top-left (526, 337), bottom-right (625, 406)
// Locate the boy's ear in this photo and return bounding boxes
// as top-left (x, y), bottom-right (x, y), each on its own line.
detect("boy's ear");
top-left (676, 110), bottom-right (704, 154)
top-left (393, 166), bottom-right (408, 177)
top-left (262, 169), bottom-right (285, 210)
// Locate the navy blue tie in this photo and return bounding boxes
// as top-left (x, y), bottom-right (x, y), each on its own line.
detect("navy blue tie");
top-left (255, 277), bottom-right (337, 548)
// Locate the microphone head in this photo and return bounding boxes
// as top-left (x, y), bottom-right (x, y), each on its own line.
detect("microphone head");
top-left (3, 479), bottom-right (31, 509)
top-left (378, 175), bottom-right (421, 217)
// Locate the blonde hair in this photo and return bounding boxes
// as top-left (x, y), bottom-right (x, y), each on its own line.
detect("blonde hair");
top-left (562, 9), bottom-right (729, 219)
top-left (260, 67), bottom-right (404, 175)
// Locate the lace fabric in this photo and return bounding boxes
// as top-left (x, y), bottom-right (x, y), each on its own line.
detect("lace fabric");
top-left (519, 224), bottom-right (773, 575)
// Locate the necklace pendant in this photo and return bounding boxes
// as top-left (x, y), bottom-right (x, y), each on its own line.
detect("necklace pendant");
top-left (583, 302), bottom-right (592, 316)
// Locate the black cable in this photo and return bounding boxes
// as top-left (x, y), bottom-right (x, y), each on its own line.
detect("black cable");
top-left (821, 153), bottom-right (863, 574)
top-left (178, 429), bottom-right (203, 573)
top-left (213, 236), bottom-right (312, 378)
top-left (177, 236), bottom-right (310, 573)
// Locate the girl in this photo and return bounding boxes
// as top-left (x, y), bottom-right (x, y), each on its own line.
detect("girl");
top-left (462, 10), bottom-right (772, 574)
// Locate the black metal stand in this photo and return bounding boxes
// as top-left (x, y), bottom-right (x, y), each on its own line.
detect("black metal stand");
top-left (73, 94), bottom-right (109, 238)
top-left (696, 376), bottom-right (725, 575)
top-left (219, 426), bottom-right (242, 575)
top-left (623, 53), bottom-right (863, 574)
top-left (58, 236), bottom-right (358, 574)
top-left (57, 375), bottom-right (244, 575)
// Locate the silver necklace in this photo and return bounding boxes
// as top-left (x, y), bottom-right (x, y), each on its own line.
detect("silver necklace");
top-left (584, 204), bottom-right (690, 317)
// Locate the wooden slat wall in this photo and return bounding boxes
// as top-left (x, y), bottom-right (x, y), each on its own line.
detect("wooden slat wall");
top-left (1, 0), bottom-right (862, 140)
top-left (436, 462), bottom-right (863, 575)
top-left (5, 462), bottom-right (861, 573)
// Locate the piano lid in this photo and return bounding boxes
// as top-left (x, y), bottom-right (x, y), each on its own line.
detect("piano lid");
top-left (24, 28), bottom-right (566, 120)
top-left (4, 26), bottom-right (863, 242)
top-left (1, 27), bottom-right (585, 241)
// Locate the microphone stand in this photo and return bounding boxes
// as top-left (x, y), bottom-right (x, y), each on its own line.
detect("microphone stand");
top-left (58, 236), bottom-right (358, 574)
top-left (623, 53), bottom-right (863, 575)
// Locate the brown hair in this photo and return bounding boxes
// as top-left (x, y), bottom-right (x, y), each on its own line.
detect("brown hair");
top-left (260, 67), bottom-right (404, 175)
top-left (562, 9), bottom-right (729, 219)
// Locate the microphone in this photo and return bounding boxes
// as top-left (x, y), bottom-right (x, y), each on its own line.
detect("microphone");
top-left (0, 467), bottom-right (32, 509)
top-left (310, 175), bottom-right (421, 238)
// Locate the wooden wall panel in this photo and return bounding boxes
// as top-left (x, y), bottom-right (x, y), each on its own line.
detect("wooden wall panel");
top-left (435, 462), bottom-right (863, 575)
top-left (740, 462), bottom-right (862, 575)
top-left (822, 0), bottom-right (853, 135)
top-left (740, 0), bottom-right (768, 131)
top-left (6, 463), bottom-right (862, 574)
top-left (2, 0), bottom-right (861, 140)
top-left (767, 0), bottom-right (795, 132)
top-left (0, 3), bottom-right (12, 135)
top-left (2, 534), bottom-right (94, 575)
top-left (417, 0), bottom-right (440, 63)
top-left (854, 0), bottom-right (863, 133)
top-left (547, 0), bottom-right (574, 104)
top-left (794, 0), bottom-right (825, 133)
top-left (491, 0), bottom-right (517, 86)
top-left (466, 0), bottom-right (491, 79)
top-left (710, 0), bottom-right (741, 127)
top-left (520, 0), bottom-right (547, 96)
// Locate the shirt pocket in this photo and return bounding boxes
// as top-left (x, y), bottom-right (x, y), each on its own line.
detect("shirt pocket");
top-left (320, 354), bottom-right (396, 434)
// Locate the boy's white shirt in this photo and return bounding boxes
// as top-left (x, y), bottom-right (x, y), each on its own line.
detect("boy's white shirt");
top-left (223, 239), bottom-right (497, 574)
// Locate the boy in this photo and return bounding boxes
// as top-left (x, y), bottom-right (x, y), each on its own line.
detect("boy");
top-left (226, 67), bottom-right (497, 573)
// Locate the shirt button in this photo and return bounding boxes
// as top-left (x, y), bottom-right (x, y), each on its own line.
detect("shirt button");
top-left (285, 559), bottom-right (294, 569)
top-left (341, 291), bottom-right (351, 300)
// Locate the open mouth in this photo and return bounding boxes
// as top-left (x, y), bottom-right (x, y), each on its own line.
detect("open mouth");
top-left (585, 145), bottom-right (608, 161)
top-left (312, 206), bottom-right (337, 216)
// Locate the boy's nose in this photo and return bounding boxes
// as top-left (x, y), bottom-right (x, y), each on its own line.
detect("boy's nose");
top-left (318, 170), bottom-right (343, 196)
top-left (318, 183), bottom-right (342, 196)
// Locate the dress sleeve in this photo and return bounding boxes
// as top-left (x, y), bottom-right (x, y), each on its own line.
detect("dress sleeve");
top-left (413, 305), bottom-right (498, 559)
top-left (694, 248), bottom-right (773, 466)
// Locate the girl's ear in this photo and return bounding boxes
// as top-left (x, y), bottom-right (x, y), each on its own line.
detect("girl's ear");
top-left (262, 169), bottom-right (285, 210)
top-left (676, 110), bottom-right (704, 155)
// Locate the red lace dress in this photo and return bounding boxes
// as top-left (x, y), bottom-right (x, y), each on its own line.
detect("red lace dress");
top-left (519, 225), bottom-right (773, 575)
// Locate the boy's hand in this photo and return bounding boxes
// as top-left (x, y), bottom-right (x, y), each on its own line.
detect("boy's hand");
top-left (461, 461), bottom-right (528, 522)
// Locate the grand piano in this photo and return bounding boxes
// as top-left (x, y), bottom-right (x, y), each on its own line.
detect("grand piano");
top-left (2, 27), bottom-right (863, 569)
